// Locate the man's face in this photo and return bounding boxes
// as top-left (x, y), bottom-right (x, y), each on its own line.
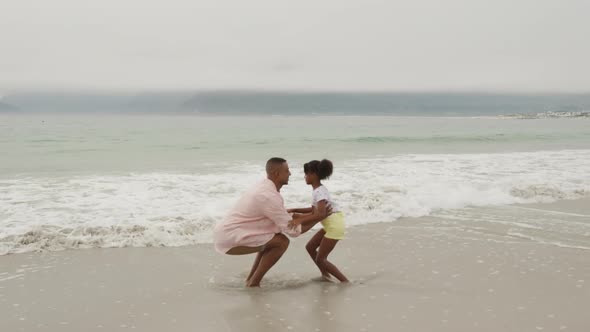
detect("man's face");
top-left (277, 162), bottom-right (291, 185)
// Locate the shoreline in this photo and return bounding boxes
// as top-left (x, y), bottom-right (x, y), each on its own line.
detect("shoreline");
top-left (2, 198), bottom-right (589, 331)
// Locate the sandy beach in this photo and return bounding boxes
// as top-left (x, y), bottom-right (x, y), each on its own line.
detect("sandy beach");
top-left (2, 198), bottom-right (589, 332)
top-left (3, 1), bottom-right (590, 330)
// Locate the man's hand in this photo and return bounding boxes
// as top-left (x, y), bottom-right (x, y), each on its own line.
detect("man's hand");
top-left (326, 203), bottom-right (333, 216)
top-left (288, 213), bottom-right (305, 229)
top-left (288, 219), bottom-right (300, 230)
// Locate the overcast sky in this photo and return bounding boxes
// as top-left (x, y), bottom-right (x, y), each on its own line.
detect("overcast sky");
top-left (1, 0), bottom-right (589, 92)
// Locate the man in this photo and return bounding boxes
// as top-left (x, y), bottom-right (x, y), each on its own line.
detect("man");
top-left (213, 157), bottom-right (327, 287)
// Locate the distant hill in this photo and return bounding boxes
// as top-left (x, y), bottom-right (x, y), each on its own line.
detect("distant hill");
top-left (2, 90), bottom-right (590, 116)
top-left (179, 91), bottom-right (590, 116)
top-left (122, 92), bottom-right (195, 112)
top-left (2, 92), bottom-right (132, 113)
top-left (0, 101), bottom-right (19, 112)
top-left (1, 91), bottom-right (193, 113)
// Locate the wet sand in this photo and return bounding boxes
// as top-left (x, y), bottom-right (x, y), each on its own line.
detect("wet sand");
top-left (1, 199), bottom-right (589, 331)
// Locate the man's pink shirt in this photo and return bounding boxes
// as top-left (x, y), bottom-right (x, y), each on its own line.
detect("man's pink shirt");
top-left (213, 179), bottom-right (301, 254)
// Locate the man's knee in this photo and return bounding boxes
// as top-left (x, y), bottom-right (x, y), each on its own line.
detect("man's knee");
top-left (273, 233), bottom-right (290, 250)
top-left (281, 234), bottom-right (290, 250)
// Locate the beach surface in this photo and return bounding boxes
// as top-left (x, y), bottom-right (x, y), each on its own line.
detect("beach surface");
top-left (2, 198), bottom-right (589, 332)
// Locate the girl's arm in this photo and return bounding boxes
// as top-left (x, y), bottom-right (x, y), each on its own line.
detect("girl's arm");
top-left (287, 206), bottom-right (313, 214)
top-left (289, 201), bottom-right (329, 232)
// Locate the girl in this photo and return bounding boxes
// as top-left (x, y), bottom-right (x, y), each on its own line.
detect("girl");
top-left (288, 159), bottom-right (349, 283)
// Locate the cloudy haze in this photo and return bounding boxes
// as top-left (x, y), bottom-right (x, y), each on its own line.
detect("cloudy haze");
top-left (1, 0), bottom-right (589, 92)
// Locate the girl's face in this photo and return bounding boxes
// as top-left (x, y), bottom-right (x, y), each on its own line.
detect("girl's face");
top-left (304, 172), bottom-right (317, 185)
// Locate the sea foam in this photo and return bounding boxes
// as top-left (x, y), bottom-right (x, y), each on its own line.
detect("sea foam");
top-left (1, 150), bottom-right (589, 254)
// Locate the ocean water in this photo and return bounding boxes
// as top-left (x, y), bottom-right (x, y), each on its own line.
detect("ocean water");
top-left (1, 110), bottom-right (590, 254)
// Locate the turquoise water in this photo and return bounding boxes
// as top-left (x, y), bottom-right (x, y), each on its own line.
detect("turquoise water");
top-left (1, 111), bottom-right (589, 254)
top-left (1, 114), bottom-right (589, 175)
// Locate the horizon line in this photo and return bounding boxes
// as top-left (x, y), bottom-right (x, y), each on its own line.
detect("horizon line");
top-left (2, 87), bottom-right (590, 96)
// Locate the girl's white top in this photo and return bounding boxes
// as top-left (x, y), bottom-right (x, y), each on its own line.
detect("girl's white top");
top-left (312, 185), bottom-right (340, 212)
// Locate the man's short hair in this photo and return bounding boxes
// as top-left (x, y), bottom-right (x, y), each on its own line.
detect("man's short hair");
top-left (266, 157), bottom-right (287, 175)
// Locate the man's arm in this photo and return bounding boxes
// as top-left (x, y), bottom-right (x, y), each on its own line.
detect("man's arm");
top-left (288, 200), bottom-right (329, 233)
top-left (259, 193), bottom-right (302, 237)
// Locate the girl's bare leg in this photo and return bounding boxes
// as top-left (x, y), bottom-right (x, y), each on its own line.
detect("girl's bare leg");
top-left (316, 237), bottom-right (349, 283)
top-left (305, 229), bottom-right (332, 280)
